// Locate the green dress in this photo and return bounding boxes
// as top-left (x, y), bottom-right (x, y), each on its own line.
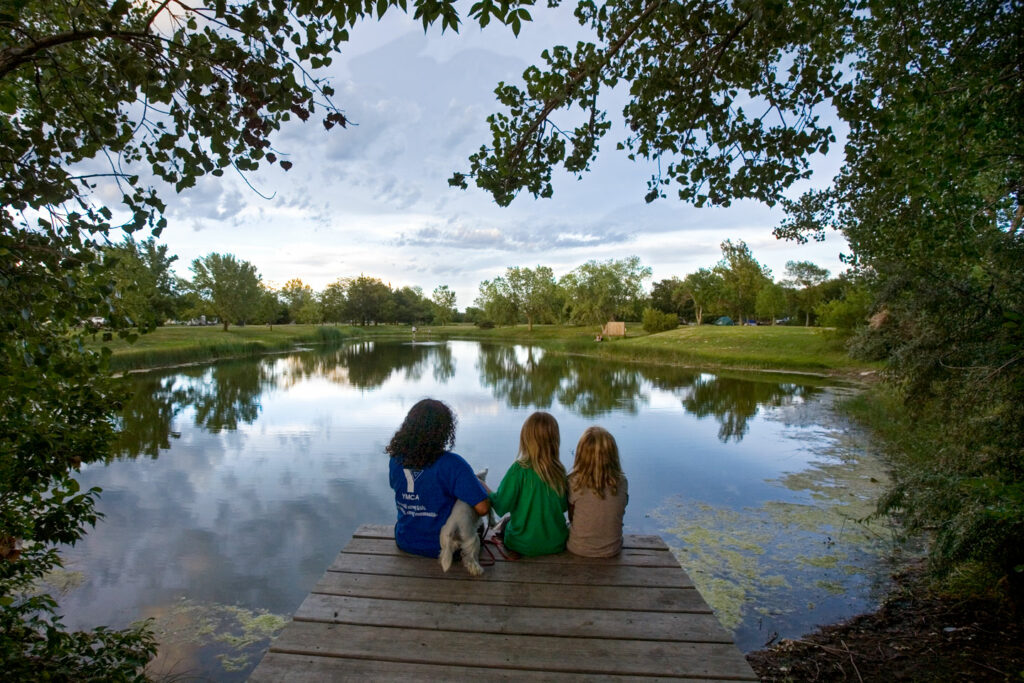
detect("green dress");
top-left (490, 462), bottom-right (568, 556)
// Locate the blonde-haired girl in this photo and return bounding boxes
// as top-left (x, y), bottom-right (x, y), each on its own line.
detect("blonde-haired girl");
top-left (567, 426), bottom-right (628, 557)
top-left (489, 411), bottom-right (568, 556)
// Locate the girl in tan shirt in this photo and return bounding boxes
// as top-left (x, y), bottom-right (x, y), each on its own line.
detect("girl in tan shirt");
top-left (567, 426), bottom-right (628, 557)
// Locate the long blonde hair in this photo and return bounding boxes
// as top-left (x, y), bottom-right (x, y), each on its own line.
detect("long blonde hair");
top-left (570, 426), bottom-right (623, 499)
top-left (517, 411), bottom-right (567, 496)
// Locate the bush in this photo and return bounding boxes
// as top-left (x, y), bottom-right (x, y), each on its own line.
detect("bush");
top-left (815, 286), bottom-right (872, 333)
top-left (476, 320), bottom-right (495, 329)
top-left (642, 308), bottom-right (679, 333)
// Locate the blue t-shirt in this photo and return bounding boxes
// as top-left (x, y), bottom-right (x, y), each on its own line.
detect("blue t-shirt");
top-left (389, 451), bottom-right (488, 558)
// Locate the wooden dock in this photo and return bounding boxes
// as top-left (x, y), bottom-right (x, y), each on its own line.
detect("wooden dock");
top-left (250, 524), bottom-right (757, 681)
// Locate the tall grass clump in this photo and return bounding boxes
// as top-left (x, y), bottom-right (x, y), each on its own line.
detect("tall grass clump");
top-left (843, 385), bottom-right (1024, 601)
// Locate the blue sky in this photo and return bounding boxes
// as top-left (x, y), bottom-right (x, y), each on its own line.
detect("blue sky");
top-left (131, 9), bottom-right (850, 308)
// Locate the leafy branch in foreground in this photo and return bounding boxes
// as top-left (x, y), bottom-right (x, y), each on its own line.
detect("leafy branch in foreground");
top-left (452, 0), bottom-right (844, 206)
top-left (1, 0), bottom-right (533, 674)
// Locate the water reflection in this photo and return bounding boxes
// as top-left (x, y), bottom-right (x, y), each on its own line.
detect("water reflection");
top-left (113, 375), bottom-right (188, 459)
top-left (61, 339), bottom-right (886, 680)
top-left (277, 340), bottom-right (455, 389)
top-left (475, 342), bottom-right (820, 438)
top-left (114, 342), bottom-right (824, 462)
top-left (475, 344), bottom-right (648, 415)
top-left (678, 375), bottom-right (811, 442)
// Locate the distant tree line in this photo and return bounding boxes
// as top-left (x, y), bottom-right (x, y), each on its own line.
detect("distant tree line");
top-left (644, 239), bottom-right (868, 332)
top-left (101, 237), bottom-right (862, 335)
top-left (470, 257), bottom-right (653, 329)
top-left (470, 245), bottom-right (866, 335)
top-left (98, 239), bottom-right (460, 330)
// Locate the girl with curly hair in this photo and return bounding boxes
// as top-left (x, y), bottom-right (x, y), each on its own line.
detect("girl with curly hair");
top-left (386, 398), bottom-right (489, 557)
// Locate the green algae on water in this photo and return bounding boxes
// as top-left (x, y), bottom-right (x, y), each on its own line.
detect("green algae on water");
top-left (146, 598), bottom-right (288, 674)
top-left (653, 431), bottom-right (903, 636)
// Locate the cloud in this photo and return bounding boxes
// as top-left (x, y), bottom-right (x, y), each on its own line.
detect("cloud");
top-left (394, 214), bottom-right (636, 252)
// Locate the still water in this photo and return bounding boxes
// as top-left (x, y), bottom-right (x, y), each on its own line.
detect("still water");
top-left (57, 339), bottom-right (896, 679)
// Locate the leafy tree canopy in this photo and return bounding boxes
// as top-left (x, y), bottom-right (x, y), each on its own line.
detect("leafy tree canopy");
top-left (713, 239), bottom-right (771, 323)
top-left (560, 255), bottom-right (651, 324)
top-left (188, 253), bottom-right (262, 330)
top-left (455, 0), bottom-right (1023, 591)
top-left (679, 268), bottom-right (723, 326)
top-left (431, 284), bottom-right (457, 326)
top-left (345, 275), bottom-right (391, 326)
top-left (504, 265), bottom-right (560, 330)
top-left (475, 276), bottom-right (520, 326)
top-left (2, 2), bottom-right (535, 672)
top-left (103, 236), bottom-right (182, 328)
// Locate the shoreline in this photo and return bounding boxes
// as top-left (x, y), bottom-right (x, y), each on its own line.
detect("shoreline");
top-left (104, 323), bottom-right (881, 383)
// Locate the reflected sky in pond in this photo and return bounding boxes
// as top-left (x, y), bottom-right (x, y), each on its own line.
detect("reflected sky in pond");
top-left (58, 340), bottom-right (896, 678)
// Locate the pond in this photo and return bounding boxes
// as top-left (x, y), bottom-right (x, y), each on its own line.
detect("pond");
top-left (56, 339), bottom-right (898, 679)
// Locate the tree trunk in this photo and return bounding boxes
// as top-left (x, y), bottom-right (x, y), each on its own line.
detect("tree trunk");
top-left (222, 320), bottom-right (229, 331)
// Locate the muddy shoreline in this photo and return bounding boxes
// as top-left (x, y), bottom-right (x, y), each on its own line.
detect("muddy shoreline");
top-left (747, 560), bottom-right (1024, 681)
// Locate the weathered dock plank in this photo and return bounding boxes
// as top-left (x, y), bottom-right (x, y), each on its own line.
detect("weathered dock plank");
top-left (252, 652), bottom-right (729, 682)
top-left (340, 535), bottom-right (681, 567)
top-left (250, 524), bottom-right (757, 681)
top-left (293, 594), bottom-right (734, 642)
top-left (266, 621), bottom-right (757, 679)
top-left (328, 551), bottom-right (694, 587)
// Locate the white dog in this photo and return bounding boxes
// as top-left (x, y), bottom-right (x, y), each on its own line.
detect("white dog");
top-left (439, 469), bottom-right (493, 576)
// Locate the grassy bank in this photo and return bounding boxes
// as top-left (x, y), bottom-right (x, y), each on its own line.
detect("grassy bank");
top-left (96, 324), bottom-right (405, 372)
top-left (100, 322), bottom-right (881, 376)
top-left (428, 323), bottom-right (881, 375)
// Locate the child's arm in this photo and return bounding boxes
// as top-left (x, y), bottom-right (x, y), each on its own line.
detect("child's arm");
top-left (489, 464), bottom-right (522, 516)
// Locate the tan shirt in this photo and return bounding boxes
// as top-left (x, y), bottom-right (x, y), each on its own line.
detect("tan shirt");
top-left (567, 475), bottom-right (628, 557)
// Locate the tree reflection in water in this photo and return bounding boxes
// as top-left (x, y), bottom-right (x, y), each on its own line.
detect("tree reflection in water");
top-left (112, 374), bottom-right (190, 460)
top-left (476, 343), bottom-right (822, 439)
top-left (677, 376), bottom-right (818, 442)
top-left (114, 341), bottom-right (827, 462)
top-left (274, 340), bottom-right (452, 390)
top-left (113, 342), bottom-right (457, 460)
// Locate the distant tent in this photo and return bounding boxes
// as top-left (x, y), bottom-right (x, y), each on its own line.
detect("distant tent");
top-left (602, 321), bottom-right (626, 337)
top-left (714, 316), bottom-right (734, 326)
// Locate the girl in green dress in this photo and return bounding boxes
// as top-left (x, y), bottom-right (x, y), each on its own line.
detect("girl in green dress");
top-left (489, 411), bottom-right (569, 556)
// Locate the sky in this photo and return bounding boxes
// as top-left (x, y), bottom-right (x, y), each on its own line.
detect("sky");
top-left (128, 8), bottom-right (850, 310)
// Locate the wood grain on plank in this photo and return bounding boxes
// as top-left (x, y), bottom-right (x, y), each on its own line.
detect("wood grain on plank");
top-left (250, 651), bottom-right (732, 682)
top-left (328, 551), bottom-right (694, 588)
top-left (293, 593), bottom-right (735, 643)
top-left (340, 536), bottom-right (682, 567)
top-left (313, 571), bottom-right (712, 613)
top-left (268, 621), bottom-right (759, 680)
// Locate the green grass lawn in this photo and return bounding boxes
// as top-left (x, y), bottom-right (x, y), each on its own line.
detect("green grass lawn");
top-left (613, 324), bottom-right (876, 372)
top-left (425, 323), bottom-right (879, 375)
top-left (101, 321), bottom-right (880, 376)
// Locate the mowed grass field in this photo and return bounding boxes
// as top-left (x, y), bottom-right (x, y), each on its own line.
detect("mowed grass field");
top-left (614, 324), bottom-right (876, 372)
top-left (427, 323), bottom-right (877, 374)
top-left (99, 321), bottom-right (880, 376)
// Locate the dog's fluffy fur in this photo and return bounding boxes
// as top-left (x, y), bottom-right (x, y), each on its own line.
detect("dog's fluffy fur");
top-left (439, 469), bottom-right (492, 576)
